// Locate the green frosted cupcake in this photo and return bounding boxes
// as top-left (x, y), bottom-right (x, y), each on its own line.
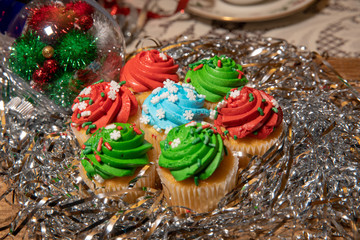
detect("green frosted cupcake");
top-left (185, 55), bottom-right (248, 109)
top-left (79, 122), bottom-right (157, 202)
top-left (157, 121), bottom-right (238, 213)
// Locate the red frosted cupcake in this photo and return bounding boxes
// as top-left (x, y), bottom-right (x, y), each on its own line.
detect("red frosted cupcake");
top-left (70, 80), bottom-right (139, 146)
top-left (213, 86), bottom-right (284, 169)
top-left (120, 49), bottom-right (179, 105)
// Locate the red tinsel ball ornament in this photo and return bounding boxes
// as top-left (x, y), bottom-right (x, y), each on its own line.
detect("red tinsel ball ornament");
top-left (43, 59), bottom-right (59, 74)
top-left (66, 1), bottom-right (94, 16)
top-left (32, 68), bottom-right (50, 84)
top-left (75, 15), bottom-right (93, 31)
top-left (28, 5), bottom-right (60, 32)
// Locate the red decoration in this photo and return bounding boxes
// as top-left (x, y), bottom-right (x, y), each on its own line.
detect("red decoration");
top-left (75, 15), bottom-right (93, 31)
top-left (32, 67), bottom-right (50, 90)
top-left (43, 59), bottom-right (59, 74)
top-left (66, 1), bottom-right (94, 16)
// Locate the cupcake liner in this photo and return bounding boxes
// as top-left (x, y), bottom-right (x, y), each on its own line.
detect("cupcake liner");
top-left (140, 122), bottom-right (166, 161)
top-left (79, 161), bottom-right (157, 203)
top-left (157, 150), bottom-right (238, 214)
top-left (223, 123), bottom-right (284, 169)
top-left (135, 91), bottom-right (152, 107)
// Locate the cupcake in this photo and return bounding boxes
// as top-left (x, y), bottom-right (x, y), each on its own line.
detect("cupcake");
top-left (70, 80), bottom-right (139, 146)
top-left (79, 123), bottom-right (157, 202)
top-left (185, 55), bottom-right (248, 109)
top-left (213, 86), bottom-right (284, 169)
top-left (120, 49), bottom-right (179, 105)
top-left (157, 122), bottom-right (238, 214)
top-left (139, 80), bottom-right (210, 159)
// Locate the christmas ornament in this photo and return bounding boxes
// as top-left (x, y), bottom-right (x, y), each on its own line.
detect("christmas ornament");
top-left (7, 0), bottom-right (125, 108)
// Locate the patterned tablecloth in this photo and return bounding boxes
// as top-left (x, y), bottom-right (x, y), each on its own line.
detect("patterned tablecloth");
top-left (124, 0), bottom-right (360, 58)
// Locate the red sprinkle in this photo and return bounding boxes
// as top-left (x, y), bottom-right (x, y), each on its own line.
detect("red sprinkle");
top-left (95, 154), bottom-right (101, 162)
top-left (82, 145), bottom-right (86, 150)
top-left (193, 64), bottom-right (203, 71)
top-left (186, 78), bottom-right (191, 83)
top-left (117, 126), bottom-right (123, 130)
top-left (152, 134), bottom-right (157, 140)
top-left (89, 160), bottom-right (93, 166)
top-left (104, 142), bottom-right (112, 151)
top-left (236, 70), bottom-right (244, 79)
top-left (185, 209), bottom-right (191, 213)
top-left (169, 141), bottom-right (172, 145)
top-left (97, 137), bottom-right (103, 152)
top-left (133, 127), bottom-right (142, 135)
top-left (201, 124), bottom-right (210, 129)
top-left (77, 126), bottom-right (81, 131)
top-left (217, 60), bottom-right (222, 68)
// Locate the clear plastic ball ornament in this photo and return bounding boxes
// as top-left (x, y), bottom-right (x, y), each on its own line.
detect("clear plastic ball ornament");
top-left (5, 0), bottom-right (125, 110)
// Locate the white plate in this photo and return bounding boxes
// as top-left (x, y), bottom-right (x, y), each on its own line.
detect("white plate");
top-left (186, 0), bottom-right (316, 22)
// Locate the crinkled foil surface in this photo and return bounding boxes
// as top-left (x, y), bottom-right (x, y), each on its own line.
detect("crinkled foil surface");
top-left (1, 35), bottom-right (360, 239)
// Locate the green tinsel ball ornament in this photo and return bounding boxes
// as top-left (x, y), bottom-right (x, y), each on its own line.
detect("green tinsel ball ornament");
top-left (48, 72), bottom-right (84, 107)
top-left (55, 30), bottom-right (97, 71)
top-left (9, 31), bottom-right (47, 81)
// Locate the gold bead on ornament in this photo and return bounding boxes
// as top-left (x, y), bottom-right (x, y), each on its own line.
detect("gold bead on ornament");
top-left (42, 46), bottom-right (54, 58)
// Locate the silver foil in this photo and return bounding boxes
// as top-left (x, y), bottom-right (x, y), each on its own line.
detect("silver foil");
top-left (1, 36), bottom-right (360, 239)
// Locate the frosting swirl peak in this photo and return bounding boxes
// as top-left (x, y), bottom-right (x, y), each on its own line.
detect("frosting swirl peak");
top-left (71, 80), bottom-right (138, 134)
top-left (81, 123), bottom-right (152, 180)
top-left (214, 86), bottom-right (283, 139)
top-left (159, 122), bottom-right (226, 184)
top-left (185, 55), bottom-right (248, 102)
top-left (120, 50), bottom-right (179, 93)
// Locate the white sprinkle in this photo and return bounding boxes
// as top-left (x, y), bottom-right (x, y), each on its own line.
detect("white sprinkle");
top-left (217, 100), bottom-right (227, 109)
top-left (187, 91), bottom-right (197, 101)
top-left (165, 126), bottom-right (173, 134)
top-left (185, 121), bottom-right (197, 127)
top-left (230, 90), bottom-right (241, 99)
top-left (142, 104), bottom-right (149, 114)
top-left (140, 115), bottom-right (150, 124)
top-left (156, 108), bottom-right (165, 119)
top-left (271, 99), bottom-right (279, 109)
top-left (110, 130), bottom-right (121, 140)
top-left (171, 138), bottom-right (181, 148)
top-left (71, 123), bottom-right (79, 127)
top-left (201, 121), bottom-right (209, 126)
top-left (163, 79), bottom-right (174, 89)
top-left (150, 96), bottom-right (161, 104)
top-left (160, 91), bottom-right (170, 99)
top-left (79, 87), bottom-right (91, 96)
top-left (152, 87), bottom-right (162, 95)
top-left (108, 90), bottom-right (117, 100)
top-left (78, 101), bottom-right (88, 111)
top-left (93, 174), bottom-right (104, 184)
top-left (183, 110), bottom-right (194, 120)
top-left (109, 80), bottom-right (120, 92)
top-left (81, 111), bottom-right (91, 117)
top-left (159, 52), bottom-right (168, 61)
top-left (71, 103), bottom-right (79, 112)
top-left (105, 124), bottom-right (116, 129)
top-left (198, 94), bottom-right (206, 99)
top-left (168, 84), bottom-right (178, 94)
top-left (154, 125), bottom-right (161, 132)
top-left (168, 94), bottom-right (178, 103)
top-left (209, 109), bottom-right (217, 120)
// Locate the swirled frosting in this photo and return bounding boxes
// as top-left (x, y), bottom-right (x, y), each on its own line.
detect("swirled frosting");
top-left (213, 86), bottom-right (283, 139)
top-left (81, 123), bottom-right (152, 180)
top-left (140, 80), bottom-right (210, 133)
top-left (159, 122), bottom-right (226, 185)
top-left (71, 80), bottom-right (138, 134)
top-left (185, 55), bottom-right (248, 103)
top-left (120, 50), bottom-right (179, 93)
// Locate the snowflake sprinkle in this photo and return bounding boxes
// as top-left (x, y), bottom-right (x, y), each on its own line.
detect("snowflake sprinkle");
top-left (163, 79), bottom-right (174, 89)
top-left (142, 104), bottom-right (149, 114)
top-left (183, 110), bottom-right (194, 120)
top-left (72, 103), bottom-right (79, 112)
top-left (187, 91), bottom-right (197, 101)
top-left (108, 90), bottom-right (117, 100)
top-left (209, 109), bottom-right (217, 120)
top-left (171, 138), bottom-right (181, 148)
top-left (78, 101), bottom-right (88, 111)
top-left (79, 87), bottom-right (91, 96)
top-left (110, 130), bottom-right (121, 141)
top-left (152, 87), bottom-right (162, 95)
top-left (217, 100), bottom-right (227, 109)
top-left (105, 124), bottom-right (116, 129)
top-left (156, 108), bottom-right (166, 119)
top-left (230, 90), bottom-right (241, 99)
top-left (140, 115), bottom-right (150, 124)
top-left (168, 94), bottom-right (178, 103)
top-left (109, 80), bottom-right (120, 92)
top-left (81, 111), bottom-right (91, 117)
top-left (167, 84), bottom-right (178, 94)
top-left (160, 92), bottom-right (170, 99)
top-left (159, 52), bottom-right (168, 61)
top-left (151, 96), bottom-right (161, 104)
